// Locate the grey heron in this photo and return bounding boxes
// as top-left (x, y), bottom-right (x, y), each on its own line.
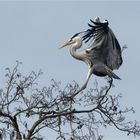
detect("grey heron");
top-left (60, 17), bottom-right (123, 93)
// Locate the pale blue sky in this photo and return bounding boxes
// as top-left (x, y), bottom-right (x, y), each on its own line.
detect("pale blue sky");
top-left (0, 1), bottom-right (140, 139)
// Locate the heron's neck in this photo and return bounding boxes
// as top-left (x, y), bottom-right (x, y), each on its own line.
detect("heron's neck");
top-left (69, 42), bottom-right (82, 60)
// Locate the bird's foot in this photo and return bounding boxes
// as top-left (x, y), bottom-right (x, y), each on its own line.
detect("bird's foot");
top-left (71, 85), bottom-right (87, 98)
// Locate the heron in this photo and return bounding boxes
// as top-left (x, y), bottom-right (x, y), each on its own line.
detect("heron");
top-left (60, 17), bottom-right (123, 93)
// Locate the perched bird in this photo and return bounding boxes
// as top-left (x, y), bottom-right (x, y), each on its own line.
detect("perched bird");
top-left (60, 17), bottom-right (122, 93)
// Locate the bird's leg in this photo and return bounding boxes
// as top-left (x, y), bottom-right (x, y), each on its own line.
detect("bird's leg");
top-left (74, 67), bottom-right (94, 96)
top-left (109, 77), bottom-right (113, 84)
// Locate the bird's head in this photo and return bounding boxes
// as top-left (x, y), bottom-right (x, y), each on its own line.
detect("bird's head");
top-left (59, 33), bottom-right (82, 49)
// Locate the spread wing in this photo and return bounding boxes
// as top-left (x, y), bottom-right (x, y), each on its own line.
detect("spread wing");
top-left (82, 19), bottom-right (123, 70)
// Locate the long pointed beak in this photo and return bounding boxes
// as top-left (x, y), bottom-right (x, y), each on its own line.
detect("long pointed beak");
top-left (59, 40), bottom-right (71, 49)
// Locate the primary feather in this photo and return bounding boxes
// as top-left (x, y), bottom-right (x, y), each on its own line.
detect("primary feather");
top-left (82, 19), bottom-right (123, 70)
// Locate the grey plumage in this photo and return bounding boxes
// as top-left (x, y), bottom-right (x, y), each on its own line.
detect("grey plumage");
top-left (82, 18), bottom-right (122, 71)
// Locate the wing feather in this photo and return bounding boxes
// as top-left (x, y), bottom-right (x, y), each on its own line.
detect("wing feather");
top-left (82, 19), bottom-right (122, 70)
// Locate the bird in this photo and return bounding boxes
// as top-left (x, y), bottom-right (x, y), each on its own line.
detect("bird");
top-left (60, 17), bottom-right (123, 93)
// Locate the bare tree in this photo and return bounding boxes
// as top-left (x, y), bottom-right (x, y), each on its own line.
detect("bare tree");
top-left (0, 61), bottom-right (140, 140)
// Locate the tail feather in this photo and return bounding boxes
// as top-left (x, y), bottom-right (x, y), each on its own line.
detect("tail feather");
top-left (106, 66), bottom-right (121, 80)
top-left (111, 72), bottom-right (121, 80)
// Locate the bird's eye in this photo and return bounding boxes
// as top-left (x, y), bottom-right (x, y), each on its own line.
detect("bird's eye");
top-left (85, 50), bottom-right (90, 53)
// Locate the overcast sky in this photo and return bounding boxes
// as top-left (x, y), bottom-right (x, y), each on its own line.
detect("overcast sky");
top-left (0, 1), bottom-right (140, 140)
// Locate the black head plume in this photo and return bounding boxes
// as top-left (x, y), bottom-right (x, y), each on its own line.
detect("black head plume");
top-left (70, 31), bottom-right (87, 40)
top-left (70, 33), bottom-right (79, 40)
